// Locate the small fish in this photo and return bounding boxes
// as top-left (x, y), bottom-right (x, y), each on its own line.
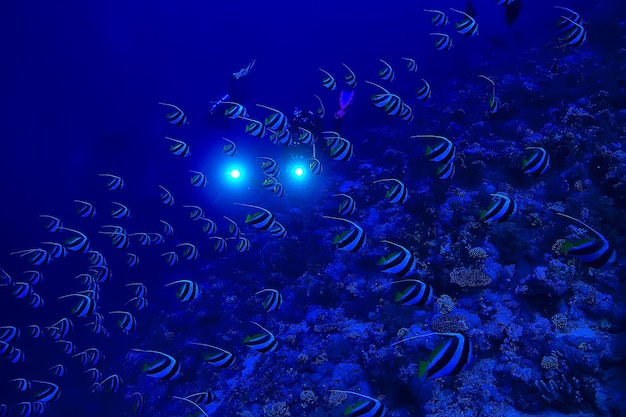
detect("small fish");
top-left (58, 292), bottom-right (96, 317)
top-left (309, 157), bottom-right (322, 175)
top-left (333, 193), bottom-right (357, 216)
top-left (0, 268), bottom-right (12, 287)
top-left (10, 248), bottom-right (51, 266)
top-left (60, 227), bottom-right (90, 253)
top-left (241, 117), bottom-right (266, 138)
top-left (109, 311), bottom-right (137, 334)
top-left (322, 216), bottom-right (366, 252)
top-left (84, 368), bottom-right (102, 383)
top-left (244, 321), bottom-right (278, 353)
top-left (378, 59), bottom-right (395, 82)
top-left (258, 156), bottom-right (281, 177)
top-left (125, 253), bottom-right (138, 268)
top-left (90, 265), bottom-right (112, 283)
top-left (74, 199), bottom-right (96, 218)
top-left (39, 215), bottom-right (62, 232)
top-left (451, 8), bottom-right (479, 36)
top-left (133, 349), bottom-right (181, 380)
top-left (329, 137), bottom-right (354, 162)
top-left (127, 282), bottom-right (147, 298)
top-left (0, 326), bottom-right (19, 343)
top-left (10, 378), bottom-right (31, 391)
top-left (222, 137), bottom-right (237, 157)
top-left (161, 251), bottom-right (178, 267)
top-left (190, 342), bottom-right (236, 368)
top-left (200, 217), bottom-right (217, 235)
top-left (26, 325), bottom-right (43, 339)
top-left (110, 201), bottom-right (131, 219)
top-left (100, 226), bottom-right (129, 249)
top-left (373, 178), bottom-right (408, 204)
top-left (319, 68), bottom-right (337, 90)
top-left (210, 236), bottom-right (227, 253)
top-left (32, 380), bottom-right (61, 403)
top-left (556, 213), bottom-right (616, 268)
top-left (224, 216), bottom-right (241, 237)
top-left (183, 205), bottom-right (204, 221)
top-left (185, 391), bottom-right (216, 406)
top-left (189, 170), bottom-right (208, 188)
top-left (177, 243), bottom-right (198, 261)
top-left (313, 94), bottom-right (326, 119)
top-left (256, 288), bottom-right (282, 312)
top-left (365, 80), bottom-right (403, 116)
top-left (158, 102), bottom-right (188, 126)
top-left (267, 127), bottom-right (291, 146)
top-left (342, 63), bottom-right (357, 88)
top-left (41, 242), bottom-right (67, 259)
top-left (268, 221), bottom-right (287, 239)
top-left (554, 6), bottom-right (583, 31)
top-left (416, 79), bottom-right (432, 101)
top-left (330, 390), bottom-right (387, 417)
top-left (159, 185), bottom-right (174, 206)
top-left (28, 293), bottom-right (44, 309)
top-left (88, 250), bottom-right (107, 267)
top-left (522, 146), bottom-right (550, 176)
top-left (424, 9), bottom-right (449, 27)
top-left (401, 57), bottom-right (418, 72)
top-left (98, 173), bottom-right (125, 191)
top-left (560, 17), bottom-right (586, 46)
top-left (257, 104), bottom-right (290, 132)
top-left (393, 332), bottom-right (472, 379)
top-left (378, 240), bottom-right (417, 276)
top-left (480, 193), bottom-right (517, 223)
top-left (235, 203), bottom-right (276, 231)
top-left (222, 101), bottom-right (248, 119)
top-left (430, 32), bottom-right (453, 50)
top-left (165, 136), bottom-right (191, 158)
top-left (100, 374), bottom-right (122, 393)
top-left (46, 318), bottom-right (73, 339)
top-left (132, 392), bottom-right (144, 414)
top-left (12, 282), bottom-right (33, 299)
top-left (48, 364), bottom-right (66, 378)
top-left (8, 347), bottom-right (25, 363)
top-left (437, 161), bottom-right (456, 180)
top-left (165, 279), bottom-right (199, 302)
top-left (161, 220), bottom-right (174, 236)
top-left (232, 236), bottom-right (251, 252)
top-left (150, 233), bottom-right (164, 245)
top-left (126, 296), bottom-right (148, 311)
top-left (298, 127), bottom-right (315, 145)
top-left (233, 58), bottom-right (255, 79)
top-left (392, 279), bottom-right (434, 306)
top-left (477, 75), bottom-right (498, 113)
top-left (411, 134), bottom-right (456, 164)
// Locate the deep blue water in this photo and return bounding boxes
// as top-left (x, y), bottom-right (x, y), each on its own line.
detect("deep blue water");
top-left (1, 1), bottom-right (625, 416)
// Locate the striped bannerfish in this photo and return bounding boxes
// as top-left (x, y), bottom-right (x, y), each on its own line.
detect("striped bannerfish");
top-left (256, 288), bottom-right (282, 312)
top-left (319, 68), bottom-right (337, 90)
top-left (165, 279), bottom-right (199, 302)
top-left (164, 136), bottom-right (190, 157)
top-left (210, 236), bottom-right (227, 253)
top-left (158, 102), bottom-right (188, 126)
top-left (424, 9), bottom-right (449, 27)
top-left (561, 18), bottom-right (586, 46)
top-left (224, 216), bottom-right (241, 237)
top-left (271, 182), bottom-right (285, 198)
top-left (12, 282), bottom-right (33, 299)
top-left (110, 201), bottom-right (130, 219)
top-left (378, 240), bottom-right (417, 276)
top-left (10, 378), bottom-right (31, 391)
top-left (8, 347), bottom-right (25, 363)
top-left (244, 321), bottom-right (278, 353)
top-left (161, 251), bottom-right (178, 267)
top-left (109, 311), bottom-right (136, 334)
top-left (222, 137), bottom-right (237, 157)
top-left (451, 8), bottom-right (478, 36)
top-left (222, 101), bottom-right (248, 119)
top-left (173, 396), bottom-right (210, 417)
top-left (333, 193), bottom-right (357, 216)
top-left (100, 227), bottom-right (128, 250)
top-left (0, 268), bottom-right (12, 287)
top-left (26, 325), bottom-right (43, 339)
top-left (392, 279), bottom-right (434, 306)
top-left (342, 63), bottom-right (357, 88)
top-left (83, 368), bottom-right (101, 383)
top-left (28, 293), bottom-right (44, 309)
top-left (298, 127), bottom-right (315, 145)
top-left (158, 185), bottom-right (174, 206)
top-left (330, 137), bottom-right (354, 162)
top-left (330, 390), bottom-right (387, 417)
top-left (373, 178), bottom-right (409, 204)
top-left (10, 248), bottom-right (51, 266)
top-left (132, 393), bottom-right (144, 415)
top-left (41, 242), bottom-right (67, 259)
top-left (47, 318), bottom-right (73, 340)
top-left (40, 214), bottom-right (62, 232)
top-left (416, 78), bottom-right (432, 101)
top-left (235, 237), bottom-right (251, 252)
top-left (257, 104), bottom-right (290, 132)
top-left (480, 193), bottom-right (517, 223)
top-left (126, 296), bottom-right (148, 311)
top-left (32, 380), bottom-right (61, 403)
top-left (556, 213), bottom-right (616, 268)
top-left (201, 217), bottom-right (217, 235)
top-left (190, 342), bottom-right (236, 368)
top-left (522, 147), bottom-right (550, 176)
top-left (48, 364), bottom-right (66, 378)
top-left (233, 59), bottom-right (256, 79)
top-left (74, 199), bottom-right (96, 218)
top-left (177, 243), bottom-right (198, 261)
top-left (400, 103), bottom-right (414, 123)
top-left (430, 32), bottom-right (453, 50)
top-left (183, 205), bottom-right (204, 221)
top-left (437, 161), bottom-right (456, 180)
top-left (160, 220), bottom-right (174, 237)
top-left (98, 173), bottom-right (124, 190)
top-left (365, 81), bottom-right (403, 116)
top-left (87, 250), bottom-right (106, 267)
top-left (411, 134), bottom-right (456, 164)
top-left (100, 374), bottom-right (122, 393)
top-left (127, 282), bottom-right (147, 298)
top-left (263, 175), bottom-right (278, 191)
top-left (314, 94), bottom-right (326, 119)
top-left (258, 157), bottom-right (281, 177)
top-left (478, 75), bottom-right (498, 113)
top-left (554, 6), bottom-right (583, 31)
top-left (393, 332), bottom-right (472, 379)
top-left (269, 221), bottom-right (287, 238)
top-left (189, 170), bottom-right (208, 188)
top-left (322, 216), bottom-right (366, 252)
top-left (24, 270), bottom-right (44, 284)
top-left (401, 57), bottom-right (418, 72)
top-left (0, 326), bottom-right (19, 343)
top-left (58, 292), bottom-right (96, 317)
top-left (133, 349), bottom-right (181, 380)
top-left (235, 203), bottom-right (276, 231)
top-left (241, 117), bottom-right (266, 138)
top-left (378, 59), bottom-right (395, 82)
top-left (309, 157), bottom-right (322, 175)
top-left (185, 391), bottom-right (216, 406)
top-left (268, 128), bottom-right (292, 146)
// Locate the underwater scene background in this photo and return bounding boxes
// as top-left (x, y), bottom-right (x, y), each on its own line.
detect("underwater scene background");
top-left (1, 0), bottom-right (625, 416)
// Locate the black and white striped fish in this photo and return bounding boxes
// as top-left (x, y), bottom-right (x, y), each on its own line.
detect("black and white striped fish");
top-left (323, 216), bottom-right (366, 252)
top-left (159, 102), bottom-right (188, 126)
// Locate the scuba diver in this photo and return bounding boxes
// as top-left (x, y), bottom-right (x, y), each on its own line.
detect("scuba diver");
top-left (209, 59), bottom-right (255, 117)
